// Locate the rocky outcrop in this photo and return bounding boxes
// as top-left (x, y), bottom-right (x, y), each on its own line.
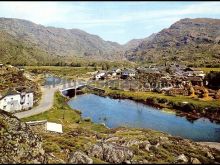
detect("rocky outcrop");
top-left (176, 154), bottom-right (188, 163)
top-left (88, 142), bottom-right (133, 163)
top-left (0, 110), bottom-right (47, 164)
top-left (68, 151), bottom-right (93, 164)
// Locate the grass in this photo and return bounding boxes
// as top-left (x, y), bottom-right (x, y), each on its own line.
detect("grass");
top-left (24, 66), bottom-right (98, 80)
top-left (104, 88), bottom-right (220, 108)
top-left (198, 68), bottom-right (220, 73)
top-left (22, 91), bottom-right (107, 132)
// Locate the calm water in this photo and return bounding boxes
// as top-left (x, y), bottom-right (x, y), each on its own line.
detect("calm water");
top-left (68, 94), bottom-right (220, 142)
top-left (44, 76), bottom-right (62, 86)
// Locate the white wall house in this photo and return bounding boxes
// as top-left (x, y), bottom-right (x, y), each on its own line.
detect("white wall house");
top-left (0, 92), bottom-right (33, 112)
top-left (94, 72), bottom-right (106, 80)
top-left (122, 69), bottom-right (136, 78)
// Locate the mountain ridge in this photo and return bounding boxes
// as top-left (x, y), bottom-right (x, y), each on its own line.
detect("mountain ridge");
top-left (1, 17), bottom-right (220, 66)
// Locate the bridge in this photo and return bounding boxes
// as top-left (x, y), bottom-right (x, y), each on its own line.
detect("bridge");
top-left (59, 81), bottom-right (105, 96)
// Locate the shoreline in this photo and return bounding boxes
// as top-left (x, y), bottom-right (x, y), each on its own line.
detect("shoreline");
top-left (66, 92), bottom-right (220, 144)
top-left (91, 89), bottom-right (220, 123)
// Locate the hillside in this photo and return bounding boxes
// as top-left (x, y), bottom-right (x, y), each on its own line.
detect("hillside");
top-left (0, 30), bottom-right (65, 65)
top-left (0, 65), bottom-right (41, 104)
top-left (1, 17), bottom-right (220, 66)
top-left (0, 18), bottom-right (124, 61)
top-left (124, 18), bottom-right (220, 66)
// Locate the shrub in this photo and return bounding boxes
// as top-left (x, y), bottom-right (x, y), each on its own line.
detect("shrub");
top-left (158, 98), bottom-right (168, 104)
top-left (43, 142), bottom-right (61, 153)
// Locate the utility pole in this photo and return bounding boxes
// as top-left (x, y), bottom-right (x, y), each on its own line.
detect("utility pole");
top-left (75, 80), bottom-right (77, 98)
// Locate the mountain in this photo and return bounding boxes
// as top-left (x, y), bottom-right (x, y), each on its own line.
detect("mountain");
top-left (124, 18), bottom-right (220, 66)
top-left (0, 18), bottom-right (124, 62)
top-left (0, 30), bottom-right (63, 65)
top-left (1, 17), bottom-right (220, 66)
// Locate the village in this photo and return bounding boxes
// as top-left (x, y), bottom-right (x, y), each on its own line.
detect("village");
top-left (1, 61), bottom-right (220, 114)
top-left (91, 62), bottom-right (220, 101)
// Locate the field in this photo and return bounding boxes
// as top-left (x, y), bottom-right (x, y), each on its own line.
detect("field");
top-left (198, 67), bottom-right (220, 73)
top-left (24, 66), bottom-right (99, 80)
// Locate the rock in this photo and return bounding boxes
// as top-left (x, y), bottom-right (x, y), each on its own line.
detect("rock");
top-left (190, 157), bottom-right (201, 164)
top-left (143, 159), bottom-right (149, 163)
top-left (0, 110), bottom-right (47, 164)
top-left (206, 151), bottom-right (215, 160)
top-left (139, 140), bottom-right (151, 151)
top-left (176, 154), bottom-right (188, 163)
top-left (122, 139), bottom-right (143, 147)
top-left (68, 151), bottom-right (93, 164)
top-left (105, 137), bottom-right (119, 143)
top-left (88, 143), bottom-right (104, 159)
top-left (159, 136), bottom-right (169, 141)
top-left (124, 160), bottom-right (131, 164)
top-left (149, 142), bottom-right (160, 150)
top-left (88, 142), bottom-right (133, 163)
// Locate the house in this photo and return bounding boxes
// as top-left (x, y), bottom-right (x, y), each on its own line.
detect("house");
top-left (121, 69), bottom-right (136, 79)
top-left (94, 71), bottom-right (106, 80)
top-left (0, 89), bottom-right (34, 112)
top-left (0, 64), bottom-right (4, 68)
top-left (26, 120), bottom-right (63, 133)
top-left (111, 68), bottom-right (121, 74)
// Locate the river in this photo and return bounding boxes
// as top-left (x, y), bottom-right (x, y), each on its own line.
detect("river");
top-left (68, 94), bottom-right (220, 142)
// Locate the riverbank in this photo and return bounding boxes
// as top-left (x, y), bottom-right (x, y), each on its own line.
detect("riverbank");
top-left (21, 92), bottom-right (220, 164)
top-left (90, 88), bottom-right (220, 123)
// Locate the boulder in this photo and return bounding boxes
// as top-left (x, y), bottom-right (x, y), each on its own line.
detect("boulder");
top-left (88, 142), bottom-right (133, 163)
top-left (139, 140), bottom-right (151, 151)
top-left (68, 151), bottom-right (93, 164)
top-left (190, 157), bottom-right (201, 164)
top-left (206, 151), bottom-right (215, 160)
top-left (176, 154), bottom-right (188, 163)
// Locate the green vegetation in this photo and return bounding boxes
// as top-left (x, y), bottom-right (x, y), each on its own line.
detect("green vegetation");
top-left (199, 68), bottom-right (220, 73)
top-left (24, 66), bottom-right (97, 80)
top-left (104, 89), bottom-right (220, 108)
top-left (205, 71), bottom-right (220, 89)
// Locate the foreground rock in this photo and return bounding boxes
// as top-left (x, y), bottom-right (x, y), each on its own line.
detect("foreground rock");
top-left (88, 142), bottom-right (133, 163)
top-left (0, 110), bottom-right (47, 164)
top-left (68, 151), bottom-right (93, 164)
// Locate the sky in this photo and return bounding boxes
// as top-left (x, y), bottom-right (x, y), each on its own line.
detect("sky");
top-left (0, 1), bottom-right (220, 44)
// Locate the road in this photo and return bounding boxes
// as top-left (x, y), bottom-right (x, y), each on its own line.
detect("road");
top-left (14, 85), bottom-right (60, 119)
top-left (14, 80), bottom-right (87, 119)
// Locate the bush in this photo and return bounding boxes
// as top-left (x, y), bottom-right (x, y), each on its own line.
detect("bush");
top-left (146, 97), bottom-right (158, 104)
top-left (158, 98), bottom-right (168, 104)
top-left (182, 103), bottom-right (196, 112)
top-left (43, 142), bottom-right (61, 153)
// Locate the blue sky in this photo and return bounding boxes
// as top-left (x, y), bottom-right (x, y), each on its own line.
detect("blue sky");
top-left (1, 1), bottom-right (220, 44)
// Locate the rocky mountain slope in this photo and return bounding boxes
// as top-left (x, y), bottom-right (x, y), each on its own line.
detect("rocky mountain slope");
top-left (124, 18), bottom-right (220, 66)
top-left (0, 18), bottom-right (124, 61)
top-left (0, 30), bottom-right (63, 65)
top-left (1, 17), bottom-right (220, 65)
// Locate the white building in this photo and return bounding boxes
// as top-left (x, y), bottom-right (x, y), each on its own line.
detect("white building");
top-left (26, 120), bottom-right (63, 133)
top-left (0, 90), bottom-right (34, 112)
top-left (94, 71), bottom-right (106, 80)
top-left (121, 69), bottom-right (136, 78)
